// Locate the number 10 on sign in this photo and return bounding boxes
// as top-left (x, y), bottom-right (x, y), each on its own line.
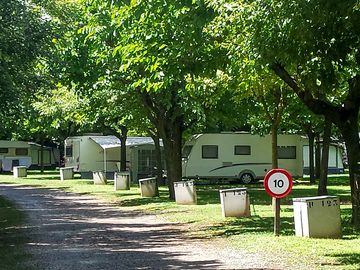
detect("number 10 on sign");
top-left (264, 169), bottom-right (293, 199)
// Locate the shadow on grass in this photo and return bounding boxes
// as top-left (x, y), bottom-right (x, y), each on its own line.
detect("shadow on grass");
top-left (207, 216), bottom-right (294, 237)
top-left (119, 190), bottom-right (172, 207)
top-left (27, 170), bottom-right (82, 180)
top-left (27, 170), bottom-right (59, 176)
top-left (339, 208), bottom-right (360, 239)
top-left (194, 182), bottom-right (349, 206)
top-left (300, 175), bottom-right (349, 186)
top-left (327, 175), bottom-right (350, 186)
top-left (195, 184), bottom-right (271, 205)
top-left (28, 176), bottom-right (61, 180)
top-left (0, 172), bottom-right (13, 176)
top-left (329, 253), bottom-right (360, 268)
top-left (0, 182), bottom-right (44, 188)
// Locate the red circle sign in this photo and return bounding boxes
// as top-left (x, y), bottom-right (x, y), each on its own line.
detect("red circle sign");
top-left (264, 169), bottom-right (293, 198)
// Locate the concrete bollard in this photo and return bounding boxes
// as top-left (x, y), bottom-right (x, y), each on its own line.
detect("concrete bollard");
top-left (13, 166), bottom-right (27, 178)
top-left (174, 181), bottom-right (197, 205)
top-left (139, 177), bottom-right (157, 197)
top-left (60, 167), bottom-right (74, 181)
top-left (293, 196), bottom-right (342, 238)
top-left (114, 171), bottom-right (131, 190)
top-left (219, 188), bottom-right (251, 218)
top-left (93, 171), bottom-right (107, 185)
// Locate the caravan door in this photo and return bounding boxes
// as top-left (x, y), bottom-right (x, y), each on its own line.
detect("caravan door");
top-left (64, 139), bottom-right (81, 171)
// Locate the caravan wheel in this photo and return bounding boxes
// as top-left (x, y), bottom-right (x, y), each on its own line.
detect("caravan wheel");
top-left (240, 173), bottom-right (254, 184)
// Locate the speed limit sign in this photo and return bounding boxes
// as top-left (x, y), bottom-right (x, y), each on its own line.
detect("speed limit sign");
top-left (264, 169), bottom-right (293, 198)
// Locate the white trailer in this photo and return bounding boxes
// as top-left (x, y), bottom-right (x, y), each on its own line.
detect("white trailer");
top-left (64, 135), bottom-right (163, 181)
top-left (182, 133), bottom-right (308, 183)
top-left (0, 140), bottom-right (32, 171)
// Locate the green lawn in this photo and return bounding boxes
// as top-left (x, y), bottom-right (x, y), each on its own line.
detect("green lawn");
top-left (0, 171), bottom-right (359, 269)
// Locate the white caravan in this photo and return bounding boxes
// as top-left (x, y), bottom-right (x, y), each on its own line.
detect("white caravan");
top-left (0, 140), bottom-right (32, 171)
top-left (64, 135), bottom-right (163, 181)
top-left (182, 133), bottom-right (308, 183)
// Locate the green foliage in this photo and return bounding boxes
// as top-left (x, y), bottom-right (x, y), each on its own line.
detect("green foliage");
top-left (30, 84), bottom-right (89, 140)
top-left (78, 0), bottom-right (224, 129)
top-left (0, 0), bottom-right (52, 138)
top-left (206, 1), bottom-right (302, 135)
top-left (207, 0), bottom-right (360, 135)
top-left (219, 0), bottom-right (360, 100)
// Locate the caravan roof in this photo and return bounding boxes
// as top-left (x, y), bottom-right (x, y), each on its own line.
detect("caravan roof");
top-left (0, 140), bottom-right (30, 148)
top-left (88, 136), bottom-right (159, 149)
top-left (90, 136), bottom-right (120, 149)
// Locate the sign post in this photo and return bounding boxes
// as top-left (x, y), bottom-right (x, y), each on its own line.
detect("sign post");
top-left (264, 169), bottom-right (293, 236)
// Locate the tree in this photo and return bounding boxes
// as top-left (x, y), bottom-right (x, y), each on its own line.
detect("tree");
top-left (212, 0), bottom-right (360, 227)
top-left (0, 0), bottom-right (52, 138)
top-left (32, 84), bottom-right (89, 140)
top-left (79, 0), bottom-right (221, 199)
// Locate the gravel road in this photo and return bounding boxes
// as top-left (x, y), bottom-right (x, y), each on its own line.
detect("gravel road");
top-left (0, 184), bottom-right (286, 270)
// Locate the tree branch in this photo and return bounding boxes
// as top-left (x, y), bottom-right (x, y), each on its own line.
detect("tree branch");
top-left (270, 62), bottom-right (340, 122)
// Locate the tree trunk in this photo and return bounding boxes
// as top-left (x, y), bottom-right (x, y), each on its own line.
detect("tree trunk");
top-left (159, 120), bottom-right (183, 200)
top-left (119, 126), bottom-right (127, 172)
top-left (306, 129), bottom-right (316, 184)
top-left (338, 115), bottom-right (360, 228)
top-left (271, 125), bottom-right (278, 169)
top-left (139, 88), bottom-right (185, 201)
top-left (318, 119), bottom-right (331, 195)
top-left (151, 134), bottom-right (165, 186)
top-left (315, 134), bottom-right (321, 179)
top-left (40, 139), bottom-right (44, 174)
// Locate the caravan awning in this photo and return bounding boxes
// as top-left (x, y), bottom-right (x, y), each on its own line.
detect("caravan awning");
top-left (89, 135), bottom-right (161, 149)
top-left (126, 137), bottom-right (159, 146)
top-left (89, 136), bottom-right (121, 149)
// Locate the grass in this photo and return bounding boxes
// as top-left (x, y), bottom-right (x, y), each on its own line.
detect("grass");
top-left (0, 196), bottom-right (33, 270)
top-left (0, 170), bottom-right (359, 269)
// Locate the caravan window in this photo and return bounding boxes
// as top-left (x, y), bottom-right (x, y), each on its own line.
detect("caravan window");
top-left (182, 145), bottom-right (193, 158)
top-left (15, 148), bottom-right (28, 156)
top-left (65, 146), bottom-right (73, 157)
top-left (277, 146), bottom-right (296, 159)
top-left (202, 145), bottom-right (218, 159)
top-left (0, 148), bottom-right (8, 153)
top-left (234, 145), bottom-right (251, 155)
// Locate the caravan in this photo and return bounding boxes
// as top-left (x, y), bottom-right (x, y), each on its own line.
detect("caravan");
top-left (0, 140), bottom-right (61, 171)
top-left (0, 140), bottom-right (32, 171)
top-left (182, 133), bottom-right (308, 183)
top-left (182, 133), bottom-right (345, 183)
top-left (64, 135), bottom-right (163, 181)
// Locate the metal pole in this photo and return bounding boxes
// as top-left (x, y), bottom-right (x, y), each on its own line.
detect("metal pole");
top-left (274, 198), bottom-right (281, 236)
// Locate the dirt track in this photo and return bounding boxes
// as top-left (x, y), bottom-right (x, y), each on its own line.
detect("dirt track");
top-left (0, 184), bottom-right (286, 270)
